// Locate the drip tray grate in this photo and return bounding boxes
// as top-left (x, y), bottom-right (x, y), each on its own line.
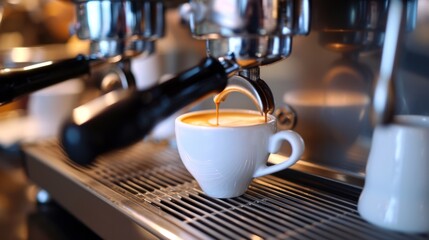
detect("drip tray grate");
top-left (24, 141), bottom-right (429, 240)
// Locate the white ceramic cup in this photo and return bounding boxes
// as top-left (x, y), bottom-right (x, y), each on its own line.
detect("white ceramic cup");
top-left (358, 115), bottom-right (429, 233)
top-left (175, 109), bottom-right (305, 198)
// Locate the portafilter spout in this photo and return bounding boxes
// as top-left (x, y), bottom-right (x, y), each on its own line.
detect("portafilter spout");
top-left (214, 67), bottom-right (275, 115)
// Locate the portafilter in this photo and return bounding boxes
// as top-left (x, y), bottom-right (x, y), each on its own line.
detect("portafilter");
top-left (60, 0), bottom-right (311, 165)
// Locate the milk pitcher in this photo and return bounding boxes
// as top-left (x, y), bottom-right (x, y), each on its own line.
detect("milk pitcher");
top-left (358, 115), bottom-right (429, 233)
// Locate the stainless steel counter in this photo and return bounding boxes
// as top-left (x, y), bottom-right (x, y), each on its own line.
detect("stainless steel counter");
top-left (23, 140), bottom-right (429, 240)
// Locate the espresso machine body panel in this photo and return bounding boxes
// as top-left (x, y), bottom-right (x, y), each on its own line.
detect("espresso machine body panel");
top-left (199, 0), bottom-right (425, 180)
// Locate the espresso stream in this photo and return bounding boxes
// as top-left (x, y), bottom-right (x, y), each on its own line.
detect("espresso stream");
top-left (182, 87), bottom-right (269, 127)
top-left (213, 85), bottom-right (269, 126)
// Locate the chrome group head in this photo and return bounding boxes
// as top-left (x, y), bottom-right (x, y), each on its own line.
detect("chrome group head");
top-left (187, 0), bottom-right (310, 68)
top-left (72, 0), bottom-right (165, 59)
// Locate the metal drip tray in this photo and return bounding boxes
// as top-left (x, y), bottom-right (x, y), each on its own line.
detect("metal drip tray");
top-left (24, 141), bottom-right (428, 240)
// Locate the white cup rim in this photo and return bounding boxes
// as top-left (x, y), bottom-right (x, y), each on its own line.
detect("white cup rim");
top-left (393, 114), bottom-right (429, 128)
top-left (176, 108), bottom-right (275, 129)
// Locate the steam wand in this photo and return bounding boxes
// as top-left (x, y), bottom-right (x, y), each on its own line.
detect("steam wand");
top-left (372, 0), bottom-right (405, 125)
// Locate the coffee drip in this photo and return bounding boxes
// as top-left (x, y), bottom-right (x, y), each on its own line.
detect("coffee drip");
top-left (214, 87), bottom-right (269, 126)
top-left (213, 69), bottom-right (274, 126)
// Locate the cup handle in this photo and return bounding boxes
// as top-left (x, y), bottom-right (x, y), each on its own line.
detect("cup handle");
top-left (253, 130), bottom-right (305, 178)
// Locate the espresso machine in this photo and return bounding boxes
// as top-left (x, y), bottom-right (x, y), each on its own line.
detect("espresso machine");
top-left (6, 0), bottom-right (429, 239)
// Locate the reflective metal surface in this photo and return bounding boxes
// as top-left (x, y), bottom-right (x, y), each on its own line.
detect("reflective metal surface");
top-left (207, 36), bottom-right (292, 68)
top-left (312, 0), bottom-right (389, 53)
top-left (74, 0), bottom-right (165, 58)
top-left (188, 0), bottom-right (309, 68)
top-left (215, 73), bottom-right (275, 115)
top-left (189, 0), bottom-right (307, 37)
top-left (23, 140), bottom-right (429, 239)
top-left (313, 0), bottom-right (416, 53)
